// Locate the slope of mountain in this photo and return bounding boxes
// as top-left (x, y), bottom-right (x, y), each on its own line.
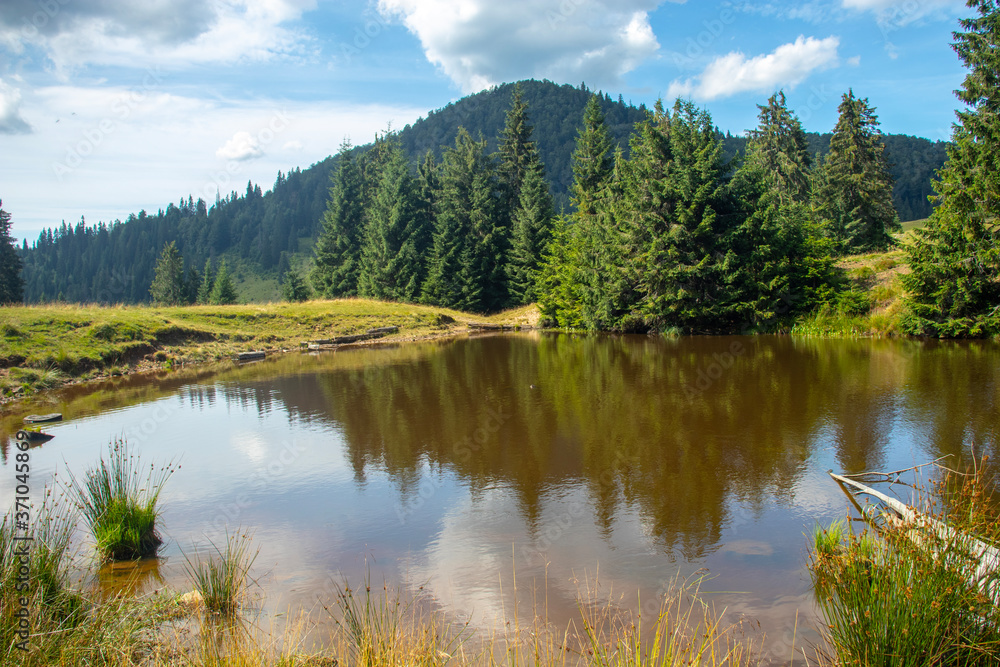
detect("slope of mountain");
top-left (16, 80), bottom-right (949, 304)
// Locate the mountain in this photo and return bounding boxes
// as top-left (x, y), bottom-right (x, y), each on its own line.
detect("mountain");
top-left (16, 80), bottom-right (950, 304)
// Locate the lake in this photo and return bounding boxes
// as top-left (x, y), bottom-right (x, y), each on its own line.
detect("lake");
top-left (2, 332), bottom-right (998, 662)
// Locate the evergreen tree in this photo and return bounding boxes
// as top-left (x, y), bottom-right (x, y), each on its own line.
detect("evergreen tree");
top-left (197, 258), bottom-right (214, 304)
top-left (0, 200), bottom-right (24, 305)
top-left (536, 214), bottom-right (583, 327)
top-left (745, 91), bottom-right (812, 204)
top-left (282, 270), bottom-right (311, 302)
top-left (498, 83), bottom-right (538, 222)
top-left (507, 160), bottom-right (555, 304)
top-left (813, 90), bottom-right (898, 252)
top-left (312, 141), bottom-right (364, 297)
top-left (183, 266), bottom-right (201, 305)
top-left (622, 100), bottom-right (731, 332)
top-left (209, 259), bottom-right (238, 305)
top-left (358, 137), bottom-right (426, 302)
top-left (149, 241), bottom-right (185, 305)
top-left (570, 95), bottom-right (614, 216)
top-left (903, 0), bottom-right (1000, 337)
top-left (422, 129), bottom-right (502, 312)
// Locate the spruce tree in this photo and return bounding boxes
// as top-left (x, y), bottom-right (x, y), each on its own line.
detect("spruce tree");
top-left (570, 95), bottom-right (613, 216)
top-left (745, 91), bottom-right (812, 204)
top-left (149, 241), bottom-right (185, 305)
top-left (311, 141), bottom-right (364, 297)
top-left (722, 93), bottom-right (839, 328)
top-left (498, 83), bottom-right (537, 222)
top-left (422, 129), bottom-right (502, 312)
top-left (282, 270), bottom-right (311, 302)
top-left (358, 137), bottom-right (425, 302)
top-left (814, 90), bottom-right (898, 252)
top-left (622, 100), bottom-right (730, 332)
top-left (209, 259), bottom-right (237, 305)
top-left (197, 258), bottom-right (214, 304)
top-left (0, 200), bottom-right (24, 305)
top-left (507, 160), bottom-right (555, 304)
top-left (903, 0), bottom-right (1000, 337)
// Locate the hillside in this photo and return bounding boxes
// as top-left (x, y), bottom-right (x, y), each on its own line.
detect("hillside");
top-left (16, 79), bottom-right (949, 304)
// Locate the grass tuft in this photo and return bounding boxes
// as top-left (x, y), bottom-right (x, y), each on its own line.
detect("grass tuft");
top-left (184, 530), bottom-right (259, 616)
top-left (64, 438), bottom-right (176, 561)
top-left (810, 462), bottom-right (1000, 665)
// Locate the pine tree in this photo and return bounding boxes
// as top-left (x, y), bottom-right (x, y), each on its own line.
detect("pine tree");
top-left (536, 214), bottom-right (583, 327)
top-left (903, 0), bottom-right (1000, 337)
top-left (814, 90), bottom-right (898, 252)
top-left (312, 141), bottom-right (364, 298)
top-left (197, 258), bottom-right (214, 304)
top-left (209, 259), bottom-right (237, 305)
top-left (358, 137), bottom-right (425, 302)
top-left (149, 241), bottom-right (185, 305)
top-left (282, 270), bottom-right (311, 302)
top-left (507, 160), bottom-right (555, 304)
top-left (0, 200), bottom-right (24, 305)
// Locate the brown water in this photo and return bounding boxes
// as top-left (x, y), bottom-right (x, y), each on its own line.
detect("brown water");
top-left (2, 332), bottom-right (999, 662)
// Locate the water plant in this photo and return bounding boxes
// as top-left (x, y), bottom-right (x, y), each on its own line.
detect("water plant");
top-left (64, 438), bottom-right (176, 561)
top-left (183, 530), bottom-right (259, 616)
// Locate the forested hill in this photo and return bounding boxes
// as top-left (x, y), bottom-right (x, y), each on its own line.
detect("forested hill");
top-left (18, 79), bottom-right (948, 304)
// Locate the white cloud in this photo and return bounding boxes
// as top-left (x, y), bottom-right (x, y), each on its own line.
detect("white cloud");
top-left (0, 0), bottom-right (317, 71)
top-left (217, 131), bottom-right (264, 161)
top-left (283, 140), bottom-right (303, 151)
top-left (842, 0), bottom-right (965, 29)
top-left (0, 78), bottom-right (31, 134)
top-left (2, 86), bottom-right (424, 241)
top-left (668, 35), bottom-right (840, 101)
top-left (377, 0), bottom-right (664, 93)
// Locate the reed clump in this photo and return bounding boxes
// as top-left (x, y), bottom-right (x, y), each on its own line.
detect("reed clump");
top-left (810, 461), bottom-right (1000, 665)
top-left (183, 530), bottom-right (259, 616)
top-left (64, 438), bottom-right (177, 561)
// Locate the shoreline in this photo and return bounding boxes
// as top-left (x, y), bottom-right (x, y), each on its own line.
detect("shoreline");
top-left (0, 300), bottom-right (542, 409)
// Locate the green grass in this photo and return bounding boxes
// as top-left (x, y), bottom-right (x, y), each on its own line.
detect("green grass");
top-left (0, 300), bottom-right (535, 392)
top-left (810, 464), bottom-right (1000, 665)
top-left (64, 438), bottom-right (176, 561)
top-left (184, 531), bottom-right (259, 616)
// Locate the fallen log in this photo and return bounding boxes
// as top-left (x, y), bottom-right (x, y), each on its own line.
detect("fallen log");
top-left (235, 351), bottom-right (266, 362)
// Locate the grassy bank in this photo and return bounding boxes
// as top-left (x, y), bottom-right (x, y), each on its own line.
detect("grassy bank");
top-left (0, 300), bottom-right (540, 400)
top-left (791, 247), bottom-right (909, 337)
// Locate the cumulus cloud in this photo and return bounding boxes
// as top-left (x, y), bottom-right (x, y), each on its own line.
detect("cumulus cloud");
top-left (0, 0), bottom-right (316, 70)
top-left (216, 131), bottom-right (264, 161)
top-left (0, 78), bottom-right (31, 134)
top-left (668, 35), bottom-right (839, 101)
top-left (377, 0), bottom-right (664, 93)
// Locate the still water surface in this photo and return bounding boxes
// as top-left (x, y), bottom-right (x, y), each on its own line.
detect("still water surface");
top-left (2, 332), bottom-right (999, 661)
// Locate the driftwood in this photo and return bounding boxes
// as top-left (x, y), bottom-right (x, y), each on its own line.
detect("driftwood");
top-left (830, 471), bottom-right (1000, 607)
top-left (235, 351), bottom-right (266, 362)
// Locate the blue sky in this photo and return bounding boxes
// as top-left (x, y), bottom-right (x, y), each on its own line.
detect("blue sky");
top-left (0, 0), bottom-right (970, 242)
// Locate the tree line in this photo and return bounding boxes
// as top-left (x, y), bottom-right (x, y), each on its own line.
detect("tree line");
top-left (11, 80), bottom-right (948, 306)
top-left (307, 84), bottom-right (898, 331)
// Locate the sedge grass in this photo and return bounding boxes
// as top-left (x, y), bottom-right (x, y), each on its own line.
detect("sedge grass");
top-left (64, 438), bottom-right (177, 561)
top-left (183, 530), bottom-right (259, 616)
top-left (810, 462), bottom-right (1000, 666)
